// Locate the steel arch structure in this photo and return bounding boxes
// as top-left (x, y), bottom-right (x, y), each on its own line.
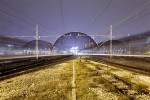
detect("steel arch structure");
top-left (23, 40), bottom-right (53, 55)
top-left (98, 40), bottom-right (128, 54)
top-left (53, 32), bottom-right (98, 54)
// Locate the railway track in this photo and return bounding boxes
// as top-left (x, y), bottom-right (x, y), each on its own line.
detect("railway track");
top-left (82, 59), bottom-right (150, 99)
top-left (88, 56), bottom-right (150, 75)
top-left (0, 55), bottom-right (73, 80)
top-left (0, 57), bottom-right (149, 99)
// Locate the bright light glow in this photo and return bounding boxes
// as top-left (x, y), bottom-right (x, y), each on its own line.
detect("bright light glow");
top-left (7, 44), bottom-right (13, 47)
top-left (70, 47), bottom-right (79, 54)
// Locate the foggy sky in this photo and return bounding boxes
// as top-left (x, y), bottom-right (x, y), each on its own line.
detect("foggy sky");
top-left (0, 0), bottom-right (150, 43)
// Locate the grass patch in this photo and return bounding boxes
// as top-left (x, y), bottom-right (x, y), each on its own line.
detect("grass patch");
top-left (118, 77), bottom-right (149, 94)
top-left (106, 84), bottom-right (117, 92)
top-left (93, 77), bottom-right (118, 93)
top-left (8, 62), bottom-right (72, 100)
top-left (93, 77), bottom-right (106, 84)
top-left (88, 71), bottom-right (100, 77)
top-left (131, 83), bottom-right (148, 93)
top-left (76, 61), bottom-right (99, 100)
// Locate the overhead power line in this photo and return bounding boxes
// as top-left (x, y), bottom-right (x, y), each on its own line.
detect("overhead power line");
top-left (113, 1), bottom-right (150, 29)
top-left (96, 0), bottom-right (150, 35)
top-left (0, 1), bottom-right (58, 34)
top-left (92, 0), bottom-right (112, 26)
top-left (87, 0), bottom-right (112, 33)
top-left (0, 10), bottom-right (35, 35)
top-left (58, 0), bottom-right (65, 32)
top-left (0, 9), bottom-right (34, 31)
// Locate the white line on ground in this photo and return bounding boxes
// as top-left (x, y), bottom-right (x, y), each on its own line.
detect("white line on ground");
top-left (72, 60), bottom-right (76, 100)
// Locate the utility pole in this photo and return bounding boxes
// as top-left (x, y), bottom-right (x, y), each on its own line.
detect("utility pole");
top-left (128, 34), bottom-right (131, 55)
top-left (36, 25), bottom-right (39, 60)
top-left (110, 25), bottom-right (112, 58)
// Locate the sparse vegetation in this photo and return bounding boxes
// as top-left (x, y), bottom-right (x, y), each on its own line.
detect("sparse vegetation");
top-left (93, 77), bottom-right (118, 93)
top-left (0, 62), bottom-right (72, 100)
top-left (86, 59), bottom-right (150, 99)
top-left (115, 76), bottom-right (149, 94)
top-left (1, 58), bottom-right (150, 100)
top-left (88, 71), bottom-right (100, 77)
top-left (131, 83), bottom-right (148, 93)
top-left (106, 84), bottom-right (117, 92)
top-left (93, 77), bottom-right (106, 84)
top-left (76, 61), bottom-right (99, 100)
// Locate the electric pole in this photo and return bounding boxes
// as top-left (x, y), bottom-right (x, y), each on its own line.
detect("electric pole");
top-left (36, 25), bottom-right (39, 60)
top-left (110, 25), bottom-right (112, 58)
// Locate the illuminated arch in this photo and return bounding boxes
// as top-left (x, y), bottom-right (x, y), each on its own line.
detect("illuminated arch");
top-left (98, 40), bottom-right (127, 47)
top-left (23, 40), bottom-right (53, 54)
top-left (23, 40), bottom-right (53, 50)
top-left (98, 40), bottom-right (128, 54)
top-left (53, 32), bottom-right (98, 53)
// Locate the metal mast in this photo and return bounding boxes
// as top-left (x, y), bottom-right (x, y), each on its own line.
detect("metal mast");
top-left (36, 25), bottom-right (39, 59)
top-left (110, 25), bottom-right (113, 58)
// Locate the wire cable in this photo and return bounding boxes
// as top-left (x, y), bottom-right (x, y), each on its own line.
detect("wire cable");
top-left (0, 0), bottom-right (59, 34)
top-left (87, 0), bottom-right (112, 33)
top-left (96, 0), bottom-right (150, 35)
top-left (58, 0), bottom-right (65, 32)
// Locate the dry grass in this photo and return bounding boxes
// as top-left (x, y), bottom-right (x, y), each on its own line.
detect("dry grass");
top-left (131, 83), bottom-right (148, 93)
top-left (93, 77), bottom-right (118, 93)
top-left (75, 61), bottom-right (99, 100)
top-left (0, 61), bottom-right (72, 100)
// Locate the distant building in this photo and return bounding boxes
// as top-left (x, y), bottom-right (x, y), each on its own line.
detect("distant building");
top-left (23, 40), bottom-right (53, 55)
top-left (98, 40), bottom-right (127, 54)
top-left (0, 35), bottom-right (27, 55)
top-left (118, 31), bottom-right (150, 54)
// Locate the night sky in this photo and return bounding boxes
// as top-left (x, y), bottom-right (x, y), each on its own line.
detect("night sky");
top-left (0, 0), bottom-right (150, 43)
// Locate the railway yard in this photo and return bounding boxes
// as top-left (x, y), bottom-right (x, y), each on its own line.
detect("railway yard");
top-left (0, 0), bottom-right (150, 99)
top-left (0, 56), bottom-right (150, 100)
